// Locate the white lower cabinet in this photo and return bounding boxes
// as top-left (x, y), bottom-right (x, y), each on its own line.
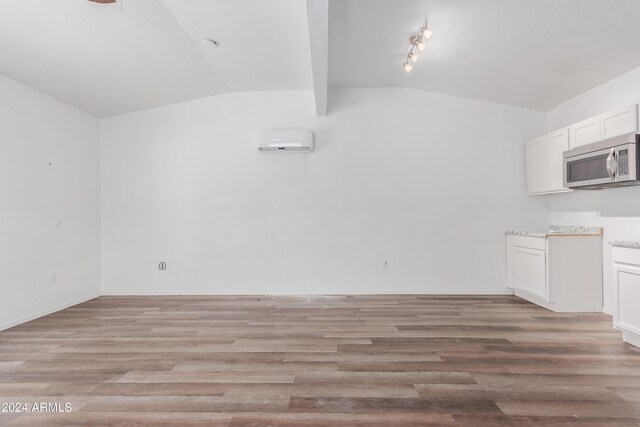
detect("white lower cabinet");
top-left (612, 246), bottom-right (640, 348)
top-left (506, 234), bottom-right (602, 312)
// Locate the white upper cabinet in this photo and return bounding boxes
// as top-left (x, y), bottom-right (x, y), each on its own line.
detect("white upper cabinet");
top-left (545, 128), bottom-right (569, 192)
top-left (526, 136), bottom-right (547, 194)
top-left (526, 103), bottom-right (638, 195)
top-left (526, 129), bottom-right (569, 196)
top-left (569, 104), bottom-right (638, 149)
top-left (569, 117), bottom-right (601, 149)
top-left (601, 104), bottom-right (638, 141)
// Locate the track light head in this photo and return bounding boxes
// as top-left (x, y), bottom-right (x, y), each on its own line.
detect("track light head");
top-left (421, 26), bottom-right (433, 40)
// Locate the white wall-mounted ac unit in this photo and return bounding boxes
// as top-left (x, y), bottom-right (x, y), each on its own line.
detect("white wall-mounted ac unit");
top-left (257, 130), bottom-right (314, 153)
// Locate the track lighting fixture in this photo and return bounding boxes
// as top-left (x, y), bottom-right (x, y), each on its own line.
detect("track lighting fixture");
top-left (403, 20), bottom-right (433, 72)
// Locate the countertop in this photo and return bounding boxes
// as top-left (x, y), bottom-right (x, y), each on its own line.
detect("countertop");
top-left (505, 225), bottom-right (603, 239)
top-left (610, 240), bottom-right (640, 249)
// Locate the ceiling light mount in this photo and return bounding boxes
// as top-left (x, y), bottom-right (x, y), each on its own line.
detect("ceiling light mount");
top-left (403, 20), bottom-right (433, 72)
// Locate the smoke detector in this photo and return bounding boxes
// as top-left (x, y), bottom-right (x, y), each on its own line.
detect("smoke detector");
top-left (201, 39), bottom-right (218, 48)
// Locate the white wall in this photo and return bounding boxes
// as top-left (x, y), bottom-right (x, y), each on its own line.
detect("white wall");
top-left (101, 87), bottom-right (548, 295)
top-left (547, 64), bottom-right (640, 313)
top-left (5, 58), bottom-right (640, 326)
top-left (548, 65), bottom-right (640, 129)
top-left (0, 74), bottom-right (101, 330)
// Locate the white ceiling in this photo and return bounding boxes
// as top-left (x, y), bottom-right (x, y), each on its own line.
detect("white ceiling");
top-left (0, 0), bottom-right (312, 117)
top-left (2, 1), bottom-right (640, 116)
top-left (329, 0), bottom-right (640, 111)
top-left (161, 0), bottom-right (312, 95)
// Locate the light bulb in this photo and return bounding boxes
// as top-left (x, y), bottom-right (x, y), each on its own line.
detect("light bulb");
top-left (408, 51), bottom-right (419, 62)
top-left (416, 41), bottom-right (426, 52)
top-left (421, 27), bottom-right (433, 40)
top-left (403, 62), bottom-right (414, 72)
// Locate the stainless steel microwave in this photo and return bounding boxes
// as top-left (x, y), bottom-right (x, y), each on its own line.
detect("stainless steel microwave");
top-left (563, 134), bottom-right (640, 189)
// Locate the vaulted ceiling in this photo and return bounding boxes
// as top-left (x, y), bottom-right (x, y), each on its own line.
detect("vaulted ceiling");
top-left (0, 0), bottom-right (314, 117)
top-left (329, 0), bottom-right (640, 111)
top-left (1, 0), bottom-right (640, 117)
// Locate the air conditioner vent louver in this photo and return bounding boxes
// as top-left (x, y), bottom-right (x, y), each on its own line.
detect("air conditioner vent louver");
top-left (257, 130), bottom-right (314, 153)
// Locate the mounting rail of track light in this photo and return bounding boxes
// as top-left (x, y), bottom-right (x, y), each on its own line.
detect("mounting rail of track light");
top-left (403, 21), bottom-right (433, 72)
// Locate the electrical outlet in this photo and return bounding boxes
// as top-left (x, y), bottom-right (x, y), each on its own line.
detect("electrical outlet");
top-left (159, 262), bottom-right (167, 271)
top-left (49, 273), bottom-right (57, 284)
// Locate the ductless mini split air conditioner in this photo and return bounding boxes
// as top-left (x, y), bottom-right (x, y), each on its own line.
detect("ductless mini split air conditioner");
top-left (257, 130), bottom-right (314, 153)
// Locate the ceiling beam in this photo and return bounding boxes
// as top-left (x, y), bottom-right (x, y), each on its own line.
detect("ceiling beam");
top-left (306, 0), bottom-right (328, 116)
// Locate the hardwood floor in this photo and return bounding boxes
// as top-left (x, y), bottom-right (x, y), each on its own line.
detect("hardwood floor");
top-left (1, 295), bottom-right (640, 426)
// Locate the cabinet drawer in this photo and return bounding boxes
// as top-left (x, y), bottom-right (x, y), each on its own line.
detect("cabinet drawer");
top-left (511, 235), bottom-right (546, 251)
top-left (613, 247), bottom-right (640, 266)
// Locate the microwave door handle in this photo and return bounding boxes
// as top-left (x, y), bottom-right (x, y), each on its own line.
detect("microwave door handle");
top-left (606, 148), bottom-right (616, 178)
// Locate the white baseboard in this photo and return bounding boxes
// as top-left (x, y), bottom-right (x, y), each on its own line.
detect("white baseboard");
top-left (0, 293), bottom-right (101, 332)
top-left (623, 330), bottom-right (640, 349)
top-left (603, 306), bottom-right (613, 315)
top-left (102, 288), bottom-right (515, 296)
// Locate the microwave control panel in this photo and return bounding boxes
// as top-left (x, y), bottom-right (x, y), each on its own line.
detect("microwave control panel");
top-left (619, 149), bottom-right (629, 176)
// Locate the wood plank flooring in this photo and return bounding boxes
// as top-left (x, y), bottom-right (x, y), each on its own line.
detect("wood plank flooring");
top-left (1, 295), bottom-right (640, 426)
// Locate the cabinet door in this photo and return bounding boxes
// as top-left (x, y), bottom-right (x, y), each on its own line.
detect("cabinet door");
top-left (514, 247), bottom-right (547, 300)
top-left (601, 104), bottom-right (638, 141)
top-left (569, 117), bottom-right (601, 149)
top-left (613, 262), bottom-right (640, 336)
top-left (526, 137), bottom-right (547, 194)
top-left (545, 128), bottom-right (569, 192)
